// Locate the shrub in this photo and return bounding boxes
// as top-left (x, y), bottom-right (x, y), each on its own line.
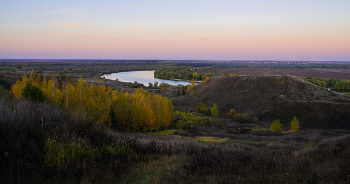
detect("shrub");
top-left (270, 119), bottom-right (283, 133)
top-left (204, 108), bottom-right (211, 116)
top-left (175, 111), bottom-right (218, 130)
top-left (233, 113), bottom-right (251, 123)
top-left (0, 86), bottom-right (11, 98)
top-left (196, 103), bottom-right (206, 113)
top-left (290, 117), bottom-right (300, 131)
top-left (233, 113), bottom-right (259, 123)
top-left (252, 117), bottom-right (259, 123)
top-left (228, 109), bottom-right (237, 118)
top-left (211, 103), bottom-right (219, 117)
top-left (203, 76), bottom-right (210, 84)
top-left (159, 82), bottom-right (172, 87)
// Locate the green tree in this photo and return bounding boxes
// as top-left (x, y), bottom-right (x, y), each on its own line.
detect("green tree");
top-left (21, 83), bottom-right (47, 102)
top-left (290, 117), bottom-right (300, 131)
top-left (270, 119), bottom-right (283, 133)
top-left (211, 103), bottom-right (219, 117)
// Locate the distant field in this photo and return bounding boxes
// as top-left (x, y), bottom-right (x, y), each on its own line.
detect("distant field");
top-left (18, 64), bottom-right (163, 72)
top-left (198, 68), bottom-right (350, 80)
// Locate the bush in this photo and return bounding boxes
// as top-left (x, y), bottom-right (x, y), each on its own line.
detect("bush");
top-left (251, 117), bottom-right (259, 123)
top-left (196, 103), bottom-right (206, 113)
top-left (290, 117), bottom-right (300, 131)
top-left (204, 108), bottom-right (211, 116)
top-left (203, 76), bottom-right (210, 84)
top-left (270, 119), bottom-right (283, 133)
top-left (233, 113), bottom-right (251, 123)
top-left (159, 82), bottom-right (172, 87)
top-left (233, 113), bottom-right (259, 123)
top-left (211, 103), bottom-right (219, 117)
top-left (228, 109), bottom-right (237, 118)
top-left (129, 83), bottom-right (144, 88)
top-left (0, 86), bottom-right (11, 99)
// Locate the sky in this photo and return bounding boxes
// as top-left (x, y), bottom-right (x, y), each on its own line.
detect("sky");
top-left (0, 0), bottom-right (349, 61)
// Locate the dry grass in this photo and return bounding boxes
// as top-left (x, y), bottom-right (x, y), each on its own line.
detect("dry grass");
top-left (195, 136), bottom-right (229, 144)
top-left (2, 96), bottom-right (350, 183)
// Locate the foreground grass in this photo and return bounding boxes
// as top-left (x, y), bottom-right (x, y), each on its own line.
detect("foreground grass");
top-left (117, 155), bottom-right (185, 184)
top-left (2, 97), bottom-right (350, 183)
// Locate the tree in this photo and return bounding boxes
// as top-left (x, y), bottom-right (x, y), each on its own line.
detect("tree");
top-left (228, 109), bottom-right (237, 118)
top-left (290, 117), bottom-right (300, 131)
top-left (270, 119), bottom-right (283, 133)
top-left (211, 103), bottom-right (219, 117)
top-left (148, 82), bottom-right (153, 88)
top-left (203, 76), bottom-right (210, 84)
top-left (21, 83), bottom-right (47, 102)
top-left (187, 79), bottom-right (195, 94)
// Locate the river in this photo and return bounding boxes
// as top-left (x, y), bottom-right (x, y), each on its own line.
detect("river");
top-left (102, 70), bottom-right (196, 86)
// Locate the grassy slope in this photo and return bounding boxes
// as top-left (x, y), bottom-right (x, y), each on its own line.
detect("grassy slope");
top-left (173, 75), bottom-right (350, 129)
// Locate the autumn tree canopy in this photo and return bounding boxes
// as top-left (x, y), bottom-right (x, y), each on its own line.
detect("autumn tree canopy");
top-left (11, 73), bottom-right (174, 132)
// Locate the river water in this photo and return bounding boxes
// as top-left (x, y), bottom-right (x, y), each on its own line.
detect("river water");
top-left (102, 70), bottom-right (194, 86)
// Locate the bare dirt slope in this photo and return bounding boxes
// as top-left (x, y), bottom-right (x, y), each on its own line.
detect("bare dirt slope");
top-left (173, 75), bottom-right (350, 129)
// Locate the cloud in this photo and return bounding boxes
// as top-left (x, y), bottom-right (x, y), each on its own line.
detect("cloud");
top-left (49, 24), bottom-right (114, 30)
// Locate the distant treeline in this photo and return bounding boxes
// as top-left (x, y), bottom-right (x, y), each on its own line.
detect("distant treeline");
top-left (154, 67), bottom-right (219, 81)
top-left (204, 64), bottom-right (350, 70)
top-left (301, 77), bottom-right (350, 89)
top-left (11, 70), bottom-right (174, 131)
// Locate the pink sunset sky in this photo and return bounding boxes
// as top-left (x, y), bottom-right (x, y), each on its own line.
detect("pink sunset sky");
top-left (0, 0), bottom-right (349, 61)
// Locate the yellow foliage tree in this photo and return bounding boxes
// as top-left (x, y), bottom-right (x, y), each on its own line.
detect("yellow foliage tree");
top-left (228, 109), bottom-right (237, 118)
top-left (270, 119), bottom-right (283, 133)
top-left (203, 76), bottom-right (210, 84)
top-left (290, 117), bottom-right (300, 131)
top-left (187, 79), bottom-right (195, 94)
top-left (11, 75), bottom-right (174, 131)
